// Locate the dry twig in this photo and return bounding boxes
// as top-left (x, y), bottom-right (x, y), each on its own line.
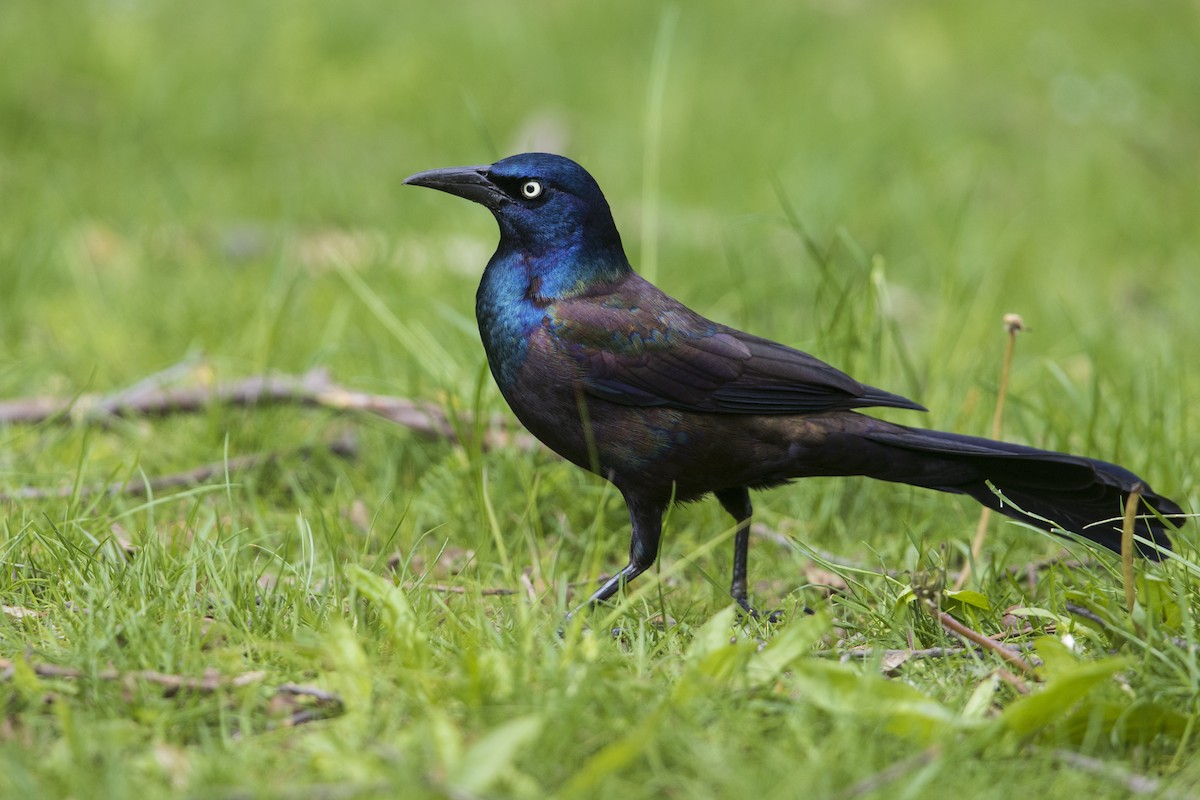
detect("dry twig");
top-left (1121, 483), bottom-right (1143, 615)
top-left (0, 657), bottom-right (341, 710)
top-left (936, 610), bottom-right (1037, 686)
top-left (839, 643), bottom-right (1030, 663)
top-left (0, 367), bottom-right (539, 451)
top-left (1, 366), bottom-right (546, 502)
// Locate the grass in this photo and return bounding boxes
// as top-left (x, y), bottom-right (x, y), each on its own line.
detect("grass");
top-left (1, 1), bottom-right (1199, 797)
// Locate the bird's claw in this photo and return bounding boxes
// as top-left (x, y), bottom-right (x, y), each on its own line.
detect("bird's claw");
top-left (735, 597), bottom-right (785, 623)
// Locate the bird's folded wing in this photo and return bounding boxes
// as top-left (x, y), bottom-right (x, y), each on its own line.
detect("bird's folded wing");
top-left (550, 302), bottom-right (924, 414)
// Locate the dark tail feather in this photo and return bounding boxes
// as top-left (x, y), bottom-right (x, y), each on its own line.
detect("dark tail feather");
top-left (862, 425), bottom-right (1184, 559)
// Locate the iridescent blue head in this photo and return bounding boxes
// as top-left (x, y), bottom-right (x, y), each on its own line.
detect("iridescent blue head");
top-left (404, 153), bottom-right (632, 296)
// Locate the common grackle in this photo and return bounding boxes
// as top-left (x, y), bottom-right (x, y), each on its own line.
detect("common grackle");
top-left (404, 153), bottom-right (1184, 614)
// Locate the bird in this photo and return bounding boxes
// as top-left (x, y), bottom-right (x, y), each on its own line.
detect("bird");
top-left (404, 152), bottom-right (1184, 615)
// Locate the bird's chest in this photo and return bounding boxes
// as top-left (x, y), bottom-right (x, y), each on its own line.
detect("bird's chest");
top-left (475, 268), bottom-right (591, 444)
top-left (474, 261), bottom-right (688, 480)
top-left (475, 264), bottom-right (549, 391)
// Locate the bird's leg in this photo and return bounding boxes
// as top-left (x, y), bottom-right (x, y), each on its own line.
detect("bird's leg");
top-left (715, 487), bottom-right (755, 613)
top-left (580, 492), bottom-right (664, 608)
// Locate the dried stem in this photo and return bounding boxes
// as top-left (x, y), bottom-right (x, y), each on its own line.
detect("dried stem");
top-left (936, 609), bottom-right (1038, 683)
top-left (1122, 483), bottom-right (1143, 616)
top-left (0, 367), bottom-right (539, 451)
top-left (0, 657), bottom-right (341, 709)
top-left (839, 644), bottom-right (1030, 661)
top-left (1, 367), bottom-right (544, 502)
top-left (955, 313), bottom-right (1024, 590)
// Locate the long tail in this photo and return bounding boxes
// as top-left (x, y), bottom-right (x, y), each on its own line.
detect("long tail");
top-left (846, 421), bottom-right (1184, 558)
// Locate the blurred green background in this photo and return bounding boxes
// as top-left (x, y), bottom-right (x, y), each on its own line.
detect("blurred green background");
top-left (1, 1), bottom-right (1198, 797)
top-left (4, 1), bottom-right (1197, 396)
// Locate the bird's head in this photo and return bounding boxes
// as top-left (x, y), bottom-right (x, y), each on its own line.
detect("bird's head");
top-left (404, 153), bottom-right (629, 270)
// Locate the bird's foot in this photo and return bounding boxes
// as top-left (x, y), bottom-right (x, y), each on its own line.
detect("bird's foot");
top-left (734, 596), bottom-right (785, 624)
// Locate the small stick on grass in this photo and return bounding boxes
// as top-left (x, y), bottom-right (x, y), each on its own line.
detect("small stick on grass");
top-left (0, 657), bottom-right (341, 709)
top-left (936, 609), bottom-right (1038, 683)
top-left (954, 313), bottom-right (1024, 590)
top-left (275, 683), bottom-right (344, 705)
top-left (994, 668), bottom-right (1031, 695)
top-left (0, 367), bottom-right (540, 451)
top-left (1064, 602), bottom-right (1108, 628)
top-left (839, 644), bottom-right (1031, 661)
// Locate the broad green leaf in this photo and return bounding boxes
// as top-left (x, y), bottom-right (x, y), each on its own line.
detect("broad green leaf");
top-left (679, 643), bottom-right (753, 693)
top-left (559, 707), bottom-right (665, 798)
top-left (962, 673), bottom-right (1002, 719)
top-left (1060, 700), bottom-right (1191, 746)
top-left (686, 605), bottom-right (738, 664)
top-left (674, 605), bottom-right (753, 694)
top-left (1030, 635), bottom-right (1081, 678)
top-left (1134, 574), bottom-right (1183, 628)
top-left (428, 710), bottom-right (463, 776)
top-left (943, 589), bottom-right (991, 612)
top-left (787, 659), bottom-right (970, 742)
top-left (1001, 651), bottom-right (1131, 737)
top-left (449, 715), bottom-right (543, 796)
top-left (319, 622), bottom-right (373, 712)
top-left (892, 586), bottom-right (917, 616)
top-left (347, 565), bottom-right (426, 652)
top-left (746, 611), bottom-right (828, 684)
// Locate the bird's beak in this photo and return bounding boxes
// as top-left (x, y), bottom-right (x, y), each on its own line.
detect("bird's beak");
top-left (403, 164), bottom-right (508, 211)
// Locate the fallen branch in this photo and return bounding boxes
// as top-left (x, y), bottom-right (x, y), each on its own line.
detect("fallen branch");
top-left (0, 369), bottom-right (412, 424)
top-left (839, 643), bottom-right (1030, 662)
top-left (994, 668), bottom-right (1030, 695)
top-left (0, 432), bottom-right (358, 503)
top-left (936, 610), bottom-right (1038, 686)
top-left (1064, 602), bottom-right (1108, 628)
top-left (0, 657), bottom-right (341, 709)
top-left (275, 683), bottom-right (344, 705)
top-left (0, 367), bottom-right (540, 451)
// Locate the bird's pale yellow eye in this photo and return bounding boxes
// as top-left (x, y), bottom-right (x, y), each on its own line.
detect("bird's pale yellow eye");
top-left (521, 180), bottom-right (543, 199)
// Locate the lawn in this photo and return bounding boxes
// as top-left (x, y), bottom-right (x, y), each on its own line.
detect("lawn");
top-left (1, 1), bottom-right (1198, 797)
